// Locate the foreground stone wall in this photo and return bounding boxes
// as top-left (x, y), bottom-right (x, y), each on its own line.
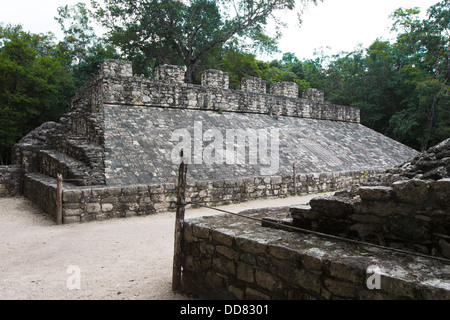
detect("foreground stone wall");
top-left (291, 179), bottom-right (450, 259)
top-left (181, 212), bottom-right (450, 300)
top-left (23, 169), bottom-right (382, 224)
top-left (0, 165), bottom-right (23, 197)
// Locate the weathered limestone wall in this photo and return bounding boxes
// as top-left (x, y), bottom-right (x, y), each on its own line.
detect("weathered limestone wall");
top-left (241, 77), bottom-right (266, 94)
top-left (291, 179), bottom-right (450, 259)
top-left (99, 71), bottom-right (361, 124)
top-left (24, 169), bottom-right (382, 224)
top-left (103, 106), bottom-right (415, 186)
top-left (22, 173), bottom-right (57, 217)
top-left (0, 165), bottom-right (23, 197)
top-left (270, 82), bottom-right (298, 98)
top-left (181, 212), bottom-right (450, 300)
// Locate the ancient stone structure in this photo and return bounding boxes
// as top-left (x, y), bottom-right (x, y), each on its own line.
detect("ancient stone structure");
top-left (181, 139), bottom-right (450, 300)
top-left (2, 59), bottom-right (446, 300)
top-left (181, 211), bottom-right (449, 300)
top-left (289, 138), bottom-right (450, 259)
top-left (0, 165), bottom-right (22, 197)
top-left (4, 59), bottom-right (417, 225)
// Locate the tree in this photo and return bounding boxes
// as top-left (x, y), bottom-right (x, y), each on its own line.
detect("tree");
top-left (206, 45), bottom-right (263, 89)
top-left (55, 2), bottom-right (120, 87)
top-left (389, 0), bottom-right (450, 150)
top-left (0, 25), bottom-right (74, 164)
top-left (90, 0), bottom-right (320, 83)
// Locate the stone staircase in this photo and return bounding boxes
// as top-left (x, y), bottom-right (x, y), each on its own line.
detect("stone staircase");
top-left (35, 133), bottom-right (105, 186)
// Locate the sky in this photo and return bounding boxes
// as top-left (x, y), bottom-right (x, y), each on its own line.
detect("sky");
top-left (0, 0), bottom-right (441, 61)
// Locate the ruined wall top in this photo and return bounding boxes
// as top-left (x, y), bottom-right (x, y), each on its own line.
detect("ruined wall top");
top-left (89, 60), bottom-right (360, 123)
top-left (154, 65), bottom-right (186, 83)
top-left (100, 60), bottom-right (133, 78)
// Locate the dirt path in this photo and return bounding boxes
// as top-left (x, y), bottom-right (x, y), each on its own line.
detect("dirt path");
top-left (0, 194), bottom-right (322, 300)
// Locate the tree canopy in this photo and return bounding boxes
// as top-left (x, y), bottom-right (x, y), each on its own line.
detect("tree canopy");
top-left (90, 0), bottom-right (320, 82)
top-left (0, 25), bottom-right (74, 164)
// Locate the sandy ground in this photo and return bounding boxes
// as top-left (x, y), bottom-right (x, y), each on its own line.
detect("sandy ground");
top-left (0, 194), bottom-right (321, 300)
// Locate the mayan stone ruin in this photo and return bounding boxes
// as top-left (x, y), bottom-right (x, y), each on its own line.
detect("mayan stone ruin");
top-left (0, 59), bottom-right (448, 300)
top-left (181, 140), bottom-right (450, 300)
top-left (0, 59), bottom-right (418, 223)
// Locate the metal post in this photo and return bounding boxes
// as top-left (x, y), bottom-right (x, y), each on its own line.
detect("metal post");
top-left (56, 174), bottom-right (63, 225)
top-left (172, 151), bottom-right (188, 291)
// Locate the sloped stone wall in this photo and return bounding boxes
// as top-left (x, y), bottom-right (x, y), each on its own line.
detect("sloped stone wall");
top-left (103, 106), bottom-right (415, 186)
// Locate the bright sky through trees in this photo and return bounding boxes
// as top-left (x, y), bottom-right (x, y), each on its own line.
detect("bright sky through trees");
top-left (0, 0), bottom-right (439, 60)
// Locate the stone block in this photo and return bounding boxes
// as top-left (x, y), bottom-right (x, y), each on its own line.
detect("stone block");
top-left (434, 178), bottom-right (450, 206)
top-left (63, 216), bottom-right (81, 224)
top-left (211, 228), bottom-right (235, 246)
top-left (236, 262), bottom-right (254, 283)
top-left (270, 82), bottom-right (298, 98)
top-left (289, 205), bottom-right (315, 220)
top-left (216, 246), bottom-right (239, 261)
top-left (101, 203), bottom-right (114, 212)
top-left (268, 244), bottom-right (298, 260)
top-left (255, 270), bottom-right (277, 290)
top-left (392, 179), bottom-right (430, 204)
top-left (296, 270), bottom-right (322, 295)
top-left (86, 203), bottom-right (101, 214)
top-left (213, 256), bottom-right (235, 275)
top-left (235, 236), bottom-right (267, 255)
top-left (354, 201), bottom-right (415, 217)
top-left (62, 189), bottom-right (82, 203)
top-left (192, 224), bottom-right (210, 239)
top-left (241, 76), bottom-right (266, 93)
top-left (359, 186), bottom-right (393, 201)
top-left (309, 196), bottom-right (355, 218)
top-left (202, 69), bottom-right (229, 89)
top-left (100, 60), bottom-right (133, 78)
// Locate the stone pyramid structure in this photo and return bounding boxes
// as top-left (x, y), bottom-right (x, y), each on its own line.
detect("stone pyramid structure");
top-left (11, 60), bottom-right (418, 223)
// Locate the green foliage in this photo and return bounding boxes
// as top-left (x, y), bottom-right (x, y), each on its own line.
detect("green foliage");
top-left (55, 2), bottom-right (121, 87)
top-left (0, 25), bottom-right (75, 164)
top-left (90, 0), bottom-right (321, 82)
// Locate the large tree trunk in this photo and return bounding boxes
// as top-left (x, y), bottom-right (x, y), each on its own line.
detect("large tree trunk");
top-left (185, 63), bottom-right (194, 84)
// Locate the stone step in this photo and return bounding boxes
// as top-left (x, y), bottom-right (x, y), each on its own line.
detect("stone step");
top-left (37, 149), bottom-right (92, 186)
top-left (289, 204), bottom-right (313, 220)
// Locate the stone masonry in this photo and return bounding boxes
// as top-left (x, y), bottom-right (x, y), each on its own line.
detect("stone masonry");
top-left (181, 210), bottom-right (450, 300)
top-left (181, 139), bottom-right (450, 300)
top-left (10, 59), bottom-right (418, 223)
